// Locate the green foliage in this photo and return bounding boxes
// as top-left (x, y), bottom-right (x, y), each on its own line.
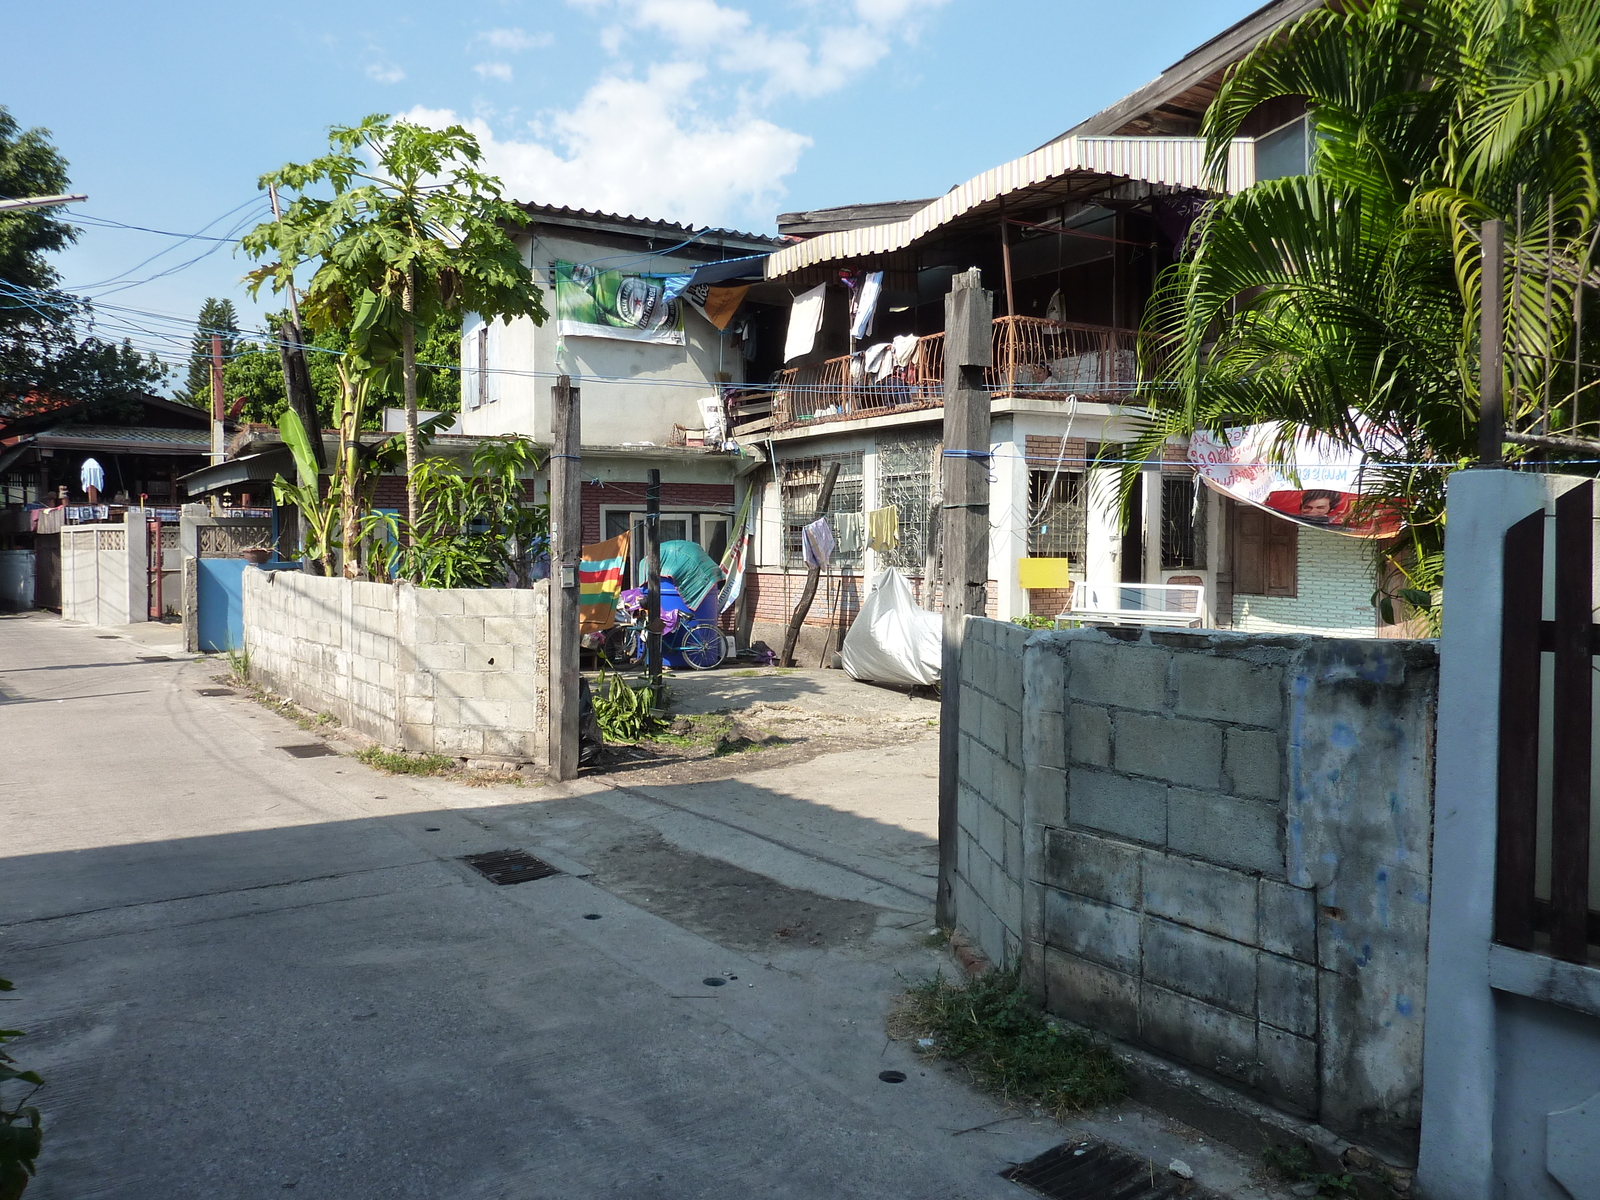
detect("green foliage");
top-left (1261, 1143), bottom-right (1358, 1196)
top-left (591, 670), bottom-right (667, 742)
top-left (356, 746), bottom-right (455, 775)
top-left (178, 298), bottom-right (240, 407)
top-left (1009, 614), bottom-right (1055, 629)
top-left (0, 106), bottom-right (168, 417)
top-left (224, 647), bottom-right (251, 685)
top-left (377, 436), bottom-right (548, 588)
top-left (894, 969), bottom-right (1125, 1116)
top-left (1133, 0), bottom-right (1600, 630)
top-left (0, 975), bottom-right (43, 1200)
top-left (270, 407), bottom-right (340, 574)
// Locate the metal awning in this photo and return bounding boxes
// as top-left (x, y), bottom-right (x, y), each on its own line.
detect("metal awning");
top-left (763, 135), bottom-right (1256, 279)
top-left (179, 449), bottom-right (293, 497)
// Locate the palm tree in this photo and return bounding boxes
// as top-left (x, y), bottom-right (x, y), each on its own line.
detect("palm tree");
top-left (1131, 0), bottom-right (1600, 624)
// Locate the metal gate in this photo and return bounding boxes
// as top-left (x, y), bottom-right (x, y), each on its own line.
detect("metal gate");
top-left (196, 558), bottom-right (247, 652)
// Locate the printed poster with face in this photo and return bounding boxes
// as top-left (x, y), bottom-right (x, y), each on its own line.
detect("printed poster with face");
top-left (1188, 423), bottom-right (1403, 538)
top-left (553, 260), bottom-right (687, 345)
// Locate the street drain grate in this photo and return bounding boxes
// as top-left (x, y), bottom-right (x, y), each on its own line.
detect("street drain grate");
top-left (197, 688), bottom-right (234, 697)
top-left (1002, 1142), bottom-right (1186, 1200)
top-left (137, 655), bottom-right (174, 662)
top-left (95, 635), bottom-right (118, 639)
top-left (280, 743), bottom-right (336, 759)
top-left (460, 849), bottom-right (562, 885)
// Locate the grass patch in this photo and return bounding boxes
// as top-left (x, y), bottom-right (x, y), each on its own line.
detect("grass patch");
top-left (1261, 1145), bottom-right (1357, 1196)
top-left (356, 746), bottom-right (456, 776)
top-left (890, 968), bottom-right (1125, 1117)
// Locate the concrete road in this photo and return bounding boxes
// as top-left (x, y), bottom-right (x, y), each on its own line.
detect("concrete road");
top-left (1, 613), bottom-right (1285, 1200)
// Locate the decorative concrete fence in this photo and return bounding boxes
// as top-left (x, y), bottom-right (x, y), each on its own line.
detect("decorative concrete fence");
top-left (954, 619), bottom-right (1437, 1161)
top-left (242, 570), bottom-right (549, 764)
top-left (60, 511), bottom-right (149, 626)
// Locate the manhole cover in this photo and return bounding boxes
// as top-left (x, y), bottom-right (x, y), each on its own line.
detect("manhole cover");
top-left (197, 688), bottom-right (234, 697)
top-left (460, 849), bottom-right (561, 886)
top-left (280, 743), bottom-right (336, 758)
top-left (1003, 1142), bottom-right (1185, 1200)
top-left (137, 655), bottom-right (174, 662)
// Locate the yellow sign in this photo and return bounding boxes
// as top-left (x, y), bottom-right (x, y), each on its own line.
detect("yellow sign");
top-left (1017, 558), bottom-right (1075, 589)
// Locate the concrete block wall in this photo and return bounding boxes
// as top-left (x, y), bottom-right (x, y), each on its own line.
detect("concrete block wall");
top-left (953, 618), bottom-right (1030, 969)
top-left (957, 620), bottom-right (1438, 1162)
top-left (243, 571), bottom-right (549, 764)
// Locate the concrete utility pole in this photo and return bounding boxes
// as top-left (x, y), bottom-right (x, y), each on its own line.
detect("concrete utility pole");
top-left (209, 335), bottom-right (225, 469)
top-left (646, 468), bottom-right (663, 689)
top-left (549, 376), bottom-right (581, 780)
top-left (936, 268), bottom-right (994, 929)
top-left (779, 460), bottom-right (840, 667)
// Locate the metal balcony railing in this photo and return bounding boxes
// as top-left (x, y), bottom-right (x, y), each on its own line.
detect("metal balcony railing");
top-left (769, 317), bottom-right (1141, 432)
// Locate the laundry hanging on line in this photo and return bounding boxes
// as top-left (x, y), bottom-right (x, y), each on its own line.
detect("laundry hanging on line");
top-left (832, 512), bottom-right (865, 556)
top-left (802, 517), bottom-right (835, 569)
top-left (784, 283), bottom-right (828, 362)
top-left (850, 271), bottom-right (883, 340)
top-left (866, 505), bottom-right (900, 553)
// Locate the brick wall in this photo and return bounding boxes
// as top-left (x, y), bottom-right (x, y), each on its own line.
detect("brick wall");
top-left (1234, 525), bottom-right (1376, 638)
top-left (958, 622), bottom-right (1439, 1161)
top-left (1028, 585), bottom-right (1073, 618)
top-left (580, 481), bottom-right (733, 545)
top-left (242, 571), bottom-right (549, 762)
top-left (745, 569), bottom-right (1000, 632)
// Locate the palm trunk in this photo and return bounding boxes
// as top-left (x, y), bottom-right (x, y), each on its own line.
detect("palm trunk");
top-left (341, 404), bottom-right (361, 579)
top-left (402, 269), bottom-right (419, 541)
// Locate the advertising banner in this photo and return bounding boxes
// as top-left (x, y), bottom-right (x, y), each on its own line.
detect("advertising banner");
top-left (1188, 423), bottom-right (1403, 538)
top-left (553, 260), bottom-right (686, 345)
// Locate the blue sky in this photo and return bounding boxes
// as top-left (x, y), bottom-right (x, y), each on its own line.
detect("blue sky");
top-left (8, 0), bottom-right (1265, 381)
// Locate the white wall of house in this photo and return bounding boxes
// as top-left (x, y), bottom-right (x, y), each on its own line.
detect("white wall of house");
top-left (461, 230), bottom-right (747, 448)
top-left (1232, 524), bottom-right (1378, 637)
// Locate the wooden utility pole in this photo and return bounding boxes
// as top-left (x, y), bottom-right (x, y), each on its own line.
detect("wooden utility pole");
top-left (549, 376), bottom-right (581, 780)
top-left (1480, 218), bottom-right (1505, 465)
top-left (780, 460), bottom-right (841, 667)
top-left (209, 334), bottom-right (225, 469)
top-left (936, 268), bottom-right (994, 929)
top-left (646, 468), bottom-right (663, 688)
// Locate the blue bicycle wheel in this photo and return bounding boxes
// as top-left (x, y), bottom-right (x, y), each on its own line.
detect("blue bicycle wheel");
top-left (678, 623), bottom-right (725, 670)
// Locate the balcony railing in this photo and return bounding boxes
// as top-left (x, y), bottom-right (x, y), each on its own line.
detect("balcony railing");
top-left (767, 317), bottom-right (1141, 433)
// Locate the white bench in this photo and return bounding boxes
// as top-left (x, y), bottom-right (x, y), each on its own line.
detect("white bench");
top-left (1056, 582), bottom-right (1208, 630)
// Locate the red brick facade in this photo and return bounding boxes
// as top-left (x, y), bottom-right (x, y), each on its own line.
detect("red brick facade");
top-left (580, 482), bottom-right (733, 545)
top-left (744, 569), bottom-right (1000, 629)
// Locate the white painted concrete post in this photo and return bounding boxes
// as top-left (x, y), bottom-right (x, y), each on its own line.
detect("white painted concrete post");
top-left (1417, 468), bottom-right (1581, 1199)
top-left (1141, 467), bottom-right (1162, 585)
top-left (124, 508), bottom-right (148, 624)
top-left (992, 421), bottom-right (1027, 622)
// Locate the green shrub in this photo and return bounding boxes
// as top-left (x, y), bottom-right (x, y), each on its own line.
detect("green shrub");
top-left (356, 746), bottom-right (456, 775)
top-left (592, 671), bottom-right (666, 742)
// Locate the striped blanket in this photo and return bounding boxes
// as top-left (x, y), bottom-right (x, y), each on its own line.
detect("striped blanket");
top-left (578, 532), bottom-right (630, 634)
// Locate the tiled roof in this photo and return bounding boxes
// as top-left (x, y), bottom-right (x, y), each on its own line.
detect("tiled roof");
top-left (35, 425), bottom-right (212, 450)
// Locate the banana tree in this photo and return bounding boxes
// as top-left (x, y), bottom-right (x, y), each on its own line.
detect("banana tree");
top-left (271, 408), bottom-right (339, 576)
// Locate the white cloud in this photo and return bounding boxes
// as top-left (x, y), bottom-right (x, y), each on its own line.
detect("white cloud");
top-left (366, 61), bottom-right (406, 84)
top-left (475, 27), bottom-right (554, 52)
top-left (474, 61), bottom-right (515, 82)
top-left (401, 70), bottom-right (809, 229)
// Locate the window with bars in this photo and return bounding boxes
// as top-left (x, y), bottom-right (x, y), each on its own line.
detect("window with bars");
top-left (875, 434), bottom-right (939, 574)
top-left (778, 452), bottom-right (864, 570)
top-left (1029, 470), bottom-right (1087, 562)
top-left (1161, 476), bottom-right (1207, 569)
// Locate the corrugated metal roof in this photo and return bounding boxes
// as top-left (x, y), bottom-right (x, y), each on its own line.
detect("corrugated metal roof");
top-left (35, 425), bottom-right (212, 451)
top-left (763, 136), bottom-right (1255, 279)
top-left (516, 202), bottom-right (783, 250)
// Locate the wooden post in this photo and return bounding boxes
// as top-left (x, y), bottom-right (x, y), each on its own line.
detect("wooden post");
top-left (549, 376), bottom-right (581, 780)
top-left (1480, 219), bottom-right (1505, 465)
top-left (937, 267), bottom-right (994, 930)
top-left (779, 460), bottom-right (841, 667)
top-left (646, 468), bottom-right (663, 688)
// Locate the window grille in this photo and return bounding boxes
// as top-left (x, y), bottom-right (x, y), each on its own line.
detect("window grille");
top-left (1029, 470), bottom-right (1087, 561)
top-left (1161, 477), bottom-right (1207, 569)
top-left (875, 434), bottom-right (940, 574)
top-left (778, 451), bottom-right (863, 570)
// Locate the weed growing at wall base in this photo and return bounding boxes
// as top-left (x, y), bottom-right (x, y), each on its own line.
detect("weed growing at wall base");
top-left (356, 746), bottom-right (456, 776)
top-left (890, 969), bottom-right (1125, 1117)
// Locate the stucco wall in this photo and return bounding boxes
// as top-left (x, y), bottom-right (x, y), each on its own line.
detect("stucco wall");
top-left (955, 619), bottom-right (1438, 1160)
top-left (242, 571), bottom-right (549, 762)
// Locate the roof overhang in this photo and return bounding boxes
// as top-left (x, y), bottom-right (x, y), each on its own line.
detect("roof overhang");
top-left (764, 136), bottom-right (1255, 279)
top-left (179, 449), bottom-right (293, 497)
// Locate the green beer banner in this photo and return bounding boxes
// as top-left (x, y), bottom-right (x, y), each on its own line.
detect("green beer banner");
top-left (553, 260), bottom-right (687, 346)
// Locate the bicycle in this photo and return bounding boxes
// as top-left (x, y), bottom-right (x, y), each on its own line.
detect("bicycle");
top-left (605, 609), bottom-right (726, 671)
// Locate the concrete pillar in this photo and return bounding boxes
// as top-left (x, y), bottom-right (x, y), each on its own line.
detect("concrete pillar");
top-left (1141, 467), bottom-right (1163, 584)
top-left (991, 420), bottom-right (1027, 621)
top-left (124, 508), bottom-right (148, 624)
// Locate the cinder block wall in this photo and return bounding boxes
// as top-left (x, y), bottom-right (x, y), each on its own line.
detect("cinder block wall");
top-left (243, 571), bottom-right (549, 763)
top-left (953, 618), bottom-right (1030, 969)
top-left (956, 620), bottom-right (1438, 1161)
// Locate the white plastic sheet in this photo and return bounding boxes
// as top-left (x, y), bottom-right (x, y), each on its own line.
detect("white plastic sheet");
top-left (840, 568), bottom-right (942, 687)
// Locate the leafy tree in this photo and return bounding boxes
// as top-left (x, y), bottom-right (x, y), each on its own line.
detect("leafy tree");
top-left (241, 114), bottom-right (544, 524)
top-left (1, 974), bottom-right (43, 1200)
top-left (1130, 0), bottom-right (1600, 629)
top-left (0, 106), bottom-right (168, 419)
top-left (177, 297), bottom-right (241, 408)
